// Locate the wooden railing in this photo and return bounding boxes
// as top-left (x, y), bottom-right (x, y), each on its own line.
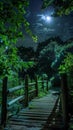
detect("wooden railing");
top-left (60, 73), bottom-right (69, 130)
top-left (0, 75), bottom-right (49, 128)
top-left (0, 73), bottom-right (70, 130)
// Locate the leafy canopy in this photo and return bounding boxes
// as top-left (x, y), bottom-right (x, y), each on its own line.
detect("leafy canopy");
top-left (0, 0), bottom-right (37, 78)
top-left (0, 45), bottom-right (35, 78)
top-left (42, 0), bottom-right (73, 15)
top-left (59, 53), bottom-right (73, 74)
top-left (0, 0), bottom-right (37, 43)
top-left (0, 45), bottom-right (20, 77)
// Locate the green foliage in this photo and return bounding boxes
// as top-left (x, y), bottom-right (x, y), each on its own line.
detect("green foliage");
top-left (0, 44), bottom-right (35, 78)
top-left (59, 53), bottom-right (73, 98)
top-left (38, 90), bottom-right (48, 98)
top-left (42, 0), bottom-right (73, 16)
top-left (0, 46), bottom-right (19, 77)
top-left (20, 61), bottom-right (35, 72)
top-left (0, 0), bottom-right (37, 85)
top-left (36, 37), bottom-right (73, 76)
top-left (0, 0), bottom-right (37, 43)
top-left (17, 46), bottom-right (35, 62)
top-left (59, 53), bottom-right (73, 74)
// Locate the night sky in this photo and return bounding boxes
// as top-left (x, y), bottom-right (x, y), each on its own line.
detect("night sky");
top-left (18, 0), bottom-right (73, 49)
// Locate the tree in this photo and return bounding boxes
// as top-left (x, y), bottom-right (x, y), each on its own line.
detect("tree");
top-left (59, 53), bottom-right (73, 115)
top-left (36, 37), bottom-right (63, 58)
top-left (0, 45), bottom-right (23, 78)
top-left (36, 40), bottom-right (59, 76)
top-left (36, 37), bottom-right (73, 76)
top-left (59, 53), bottom-right (73, 74)
top-left (17, 46), bottom-right (35, 61)
top-left (0, 0), bottom-right (37, 78)
top-left (0, 0), bottom-right (37, 44)
top-left (42, 0), bottom-right (73, 16)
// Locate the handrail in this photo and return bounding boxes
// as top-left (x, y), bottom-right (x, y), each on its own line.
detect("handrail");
top-left (8, 85), bottom-right (24, 93)
top-left (7, 95), bottom-right (24, 107)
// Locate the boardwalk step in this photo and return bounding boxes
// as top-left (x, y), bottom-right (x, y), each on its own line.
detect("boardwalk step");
top-left (20, 109), bottom-right (54, 113)
top-left (20, 110), bottom-right (52, 114)
top-left (9, 125), bottom-right (41, 130)
top-left (11, 115), bottom-right (48, 120)
top-left (18, 113), bottom-right (49, 117)
top-left (10, 118), bottom-right (46, 123)
top-left (9, 119), bottom-right (46, 127)
top-left (9, 121), bottom-right (43, 127)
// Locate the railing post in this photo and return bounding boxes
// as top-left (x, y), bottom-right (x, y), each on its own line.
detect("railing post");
top-left (60, 73), bottom-right (69, 130)
top-left (35, 75), bottom-right (38, 96)
top-left (42, 76), bottom-right (44, 91)
top-left (1, 76), bottom-right (8, 128)
top-left (46, 77), bottom-right (48, 91)
top-left (25, 75), bottom-right (29, 107)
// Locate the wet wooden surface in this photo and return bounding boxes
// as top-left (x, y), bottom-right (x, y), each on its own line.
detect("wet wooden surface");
top-left (8, 93), bottom-right (59, 130)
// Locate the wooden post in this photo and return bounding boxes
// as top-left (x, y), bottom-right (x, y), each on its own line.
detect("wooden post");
top-left (35, 75), bottom-right (38, 96)
top-left (25, 75), bottom-right (29, 107)
top-left (1, 76), bottom-right (8, 127)
top-left (61, 73), bottom-right (69, 130)
top-left (46, 77), bottom-right (48, 91)
top-left (42, 76), bottom-right (44, 91)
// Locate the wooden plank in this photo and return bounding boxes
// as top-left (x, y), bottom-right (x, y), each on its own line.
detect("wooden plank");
top-left (61, 74), bottom-right (69, 130)
top-left (35, 75), bottom-right (38, 96)
top-left (31, 97), bottom-right (58, 102)
top-left (25, 75), bottom-right (29, 107)
top-left (29, 102), bottom-right (56, 105)
top-left (9, 124), bottom-right (42, 130)
top-left (29, 105), bottom-right (57, 109)
top-left (11, 115), bottom-right (48, 120)
top-left (15, 111), bottom-right (50, 116)
top-left (10, 118), bottom-right (46, 124)
top-left (29, 102), bottom-right (56, 106)
top-left (1, 77), bottom-right (8, 127)
top-left (21, 108), bottom-right (54, 112)
top-left (9, 121), bottom-right (43, 127)
top-left (31, 100), bottom-right (56, 103)
top-left (18, 111), bottom-right (51, 117)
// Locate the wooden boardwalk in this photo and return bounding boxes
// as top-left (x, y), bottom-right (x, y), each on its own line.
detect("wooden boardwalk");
top-left (8, 93), bottom-right (59, 130)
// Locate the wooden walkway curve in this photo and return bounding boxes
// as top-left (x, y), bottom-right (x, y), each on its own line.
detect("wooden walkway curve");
top-left (8, 93), bottom-right (59, 130)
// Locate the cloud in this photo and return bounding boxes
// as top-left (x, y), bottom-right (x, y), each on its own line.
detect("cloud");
top-left (36, 23), bottom-right (43, 26)
top-left (43, 28), bottom-right (55, 32)
top-left (33, 21), bottom-right (55, 34)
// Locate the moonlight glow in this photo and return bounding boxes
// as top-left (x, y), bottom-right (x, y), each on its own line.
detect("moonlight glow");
top-left (46, 16), bottom-right (51, 21)
top-left (38, 14), bottom-right (52, 23)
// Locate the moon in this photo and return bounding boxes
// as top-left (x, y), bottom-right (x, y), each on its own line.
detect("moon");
top-left (46, 16), bottom-right (51, 22)
top-left (38, 14), bottom-right (52, 23)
